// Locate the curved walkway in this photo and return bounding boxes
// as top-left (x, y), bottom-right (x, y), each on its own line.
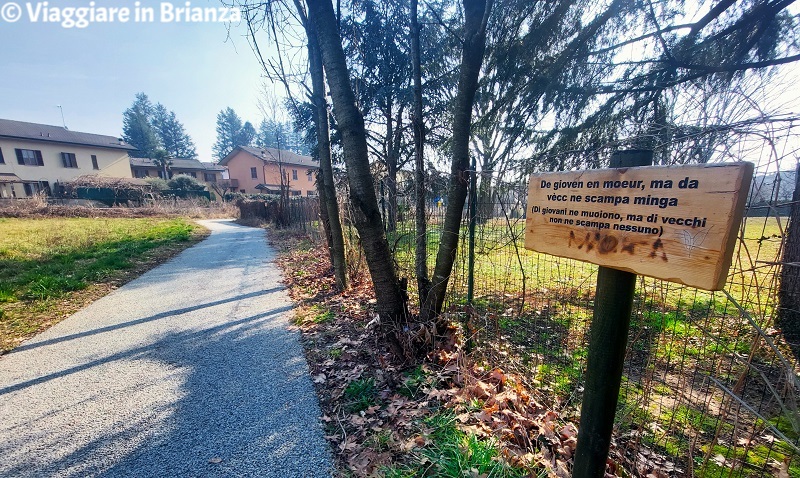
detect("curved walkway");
top-left (0, 220), bottom-right (332, 477)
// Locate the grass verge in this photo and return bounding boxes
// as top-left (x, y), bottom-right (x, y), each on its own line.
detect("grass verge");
top-left (0, 217), bottom-right (208, 353)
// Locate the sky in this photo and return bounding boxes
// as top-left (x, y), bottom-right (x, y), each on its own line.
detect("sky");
top-left (0, 0), bottom-right (284, 161)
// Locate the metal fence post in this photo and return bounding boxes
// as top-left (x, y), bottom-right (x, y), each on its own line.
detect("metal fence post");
top-left (467, 154), bottom-right (477, 305)
top-left (573, 149), bottom-right (652, 478)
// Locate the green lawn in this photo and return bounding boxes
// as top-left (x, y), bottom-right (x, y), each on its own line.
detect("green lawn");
top-left (387, 215), bottom-right (785, 310)
top-left (0, 217), bottom-right (206, 352)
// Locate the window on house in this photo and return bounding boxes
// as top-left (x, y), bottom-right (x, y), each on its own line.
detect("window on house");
top-left (189, 172), bottom-right (197, 178)
top-left (250, 167), bottom-right (258, 179)
top-left (291, 190), bottom-right (301, 196)
top-left (91, 155), bottom-right (99, 170)
top-left (15, 149), bottom-right (43, 166)
top-left (23, 183), bottom-right (33, 196)
top-left (0, 147), bottom-right (5, 164)
top-left (61, 152), bottom-right (78, 168)
top-left (204, 173), bottom-right (217, 182)
top-left (240, 189), bottom-right (246, 193)
top-left (292, 169), bottom-right (298, 181)
top-left (308, 171), bottom-right (313, 182)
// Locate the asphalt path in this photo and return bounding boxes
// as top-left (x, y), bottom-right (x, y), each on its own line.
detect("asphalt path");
top-left (0, 219), bottom-right (333, 477)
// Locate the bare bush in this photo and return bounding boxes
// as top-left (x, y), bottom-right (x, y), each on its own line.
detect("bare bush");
top-left (0, 197), bottom-right (238, 219)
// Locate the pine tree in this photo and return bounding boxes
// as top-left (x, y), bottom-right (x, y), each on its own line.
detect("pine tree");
top-left (256, 119), bottom-right (273, 148)
top-left (213, 108), bottom-right (250, 161)
top-left (256, 119), bottom-right (285, 149)
top-left (151, 103), bottom-right (197, 159)
top-left (122, 93), bottom-right (160, 158)
top-left (257, 118), bottom-right (311, 155)
top-left (237, 121), bottom-right (256, 147)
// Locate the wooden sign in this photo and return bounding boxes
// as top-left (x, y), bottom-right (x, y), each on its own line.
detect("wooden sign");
top-left (524, 162), bottom-right (754, 290)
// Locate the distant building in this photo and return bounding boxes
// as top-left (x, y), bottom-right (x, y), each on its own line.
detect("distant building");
top-left (220, 146), bottom-right (318, 196)
top-left (747, 168), bottom-right (798, 216)
top-left (0, 119), bottom-right (135, 198)
top-left (749, 169), bottom-right (797, 204)
top-left (129, 157), bottom-right (226, 185)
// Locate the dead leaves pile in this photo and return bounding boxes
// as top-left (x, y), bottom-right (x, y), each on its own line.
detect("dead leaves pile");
top-left (427, 361), bottom-right (576, 477)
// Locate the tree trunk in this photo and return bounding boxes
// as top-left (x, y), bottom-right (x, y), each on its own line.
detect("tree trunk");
top-left (316, 169), bottom-right (334, 265)
top-left (305, 10), bottom-right (348, 290)
top-left (386, 104), bottom-right (398, 233)
top-left (411, 0), bottom-right (430, 304)
top-left (278, 167), bottom-right (290, 227)
top-left (420, 0), bottom-right (493, 324)
top-left (477, 167), bottom-right (493, 222)
top-left (306, 0), bottom-right (409, 334)
top-left (780, 164), bottom-right (800, 358)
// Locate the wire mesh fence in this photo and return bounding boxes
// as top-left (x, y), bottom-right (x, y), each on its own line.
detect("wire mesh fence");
top-left (288, 151), bottom-right (799, 476)
top-left (285, 196), bottom-right (323, 242)
top-left (387, 169), bottom-right (798, 476)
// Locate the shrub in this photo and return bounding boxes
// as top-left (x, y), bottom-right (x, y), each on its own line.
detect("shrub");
top-left (167, 174), bottom-right (206, 191)
top-left (144, 177), bottom-right (169, 191)
top-left (223, 192), bottom-right (280, 202)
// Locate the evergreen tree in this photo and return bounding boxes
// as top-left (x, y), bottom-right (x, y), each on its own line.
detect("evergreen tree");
top-left (213, 107), bottom-right (250, 161)
top-left (256, 119), bottom-right (272, 148)
top-left (256, 119), bottom-right (286, 149)
top-left (257, 118), bottom-right (311, 155)
top-left (237, 121), bottom-right (256, 148)
top-left (151, 103), bottom-right (197, 159)
top-left (284, 122), bottom-right (311, 155)
top-left (122, 93), bottom-right (160, 158)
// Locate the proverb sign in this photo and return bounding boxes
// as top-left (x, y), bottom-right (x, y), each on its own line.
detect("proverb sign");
top-left (524, 162), bottom-right (754, 290)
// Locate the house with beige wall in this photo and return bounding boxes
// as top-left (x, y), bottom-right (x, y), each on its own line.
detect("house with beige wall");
top-left (0, 119), bottom-right (135, 198)
top-left (220, 146), bottom-right (318, 196)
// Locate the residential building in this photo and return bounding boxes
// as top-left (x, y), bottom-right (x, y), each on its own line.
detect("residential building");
top-left (199, 162), bottom-right (227, 185)
top-left (0, 119), bottom-right (135, 198)
top-left (129, 157), bottom-right (226, 185)
top-left (747, 169), bottom-right (798, 216)
top-left (219, 146), bottom-right (318, 196)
